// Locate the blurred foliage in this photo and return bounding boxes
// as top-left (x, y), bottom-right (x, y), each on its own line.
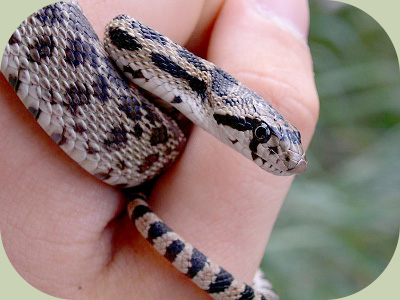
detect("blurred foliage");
top-left (261, 1), bottom-right (400, 300)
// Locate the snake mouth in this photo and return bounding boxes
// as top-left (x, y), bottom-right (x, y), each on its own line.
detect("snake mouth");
top-left (251, 149), bottom-right (307, 175)
top-left (287, 156), bottom-right (307, 174)
top-left (251, 151), bottom-right (285, 175)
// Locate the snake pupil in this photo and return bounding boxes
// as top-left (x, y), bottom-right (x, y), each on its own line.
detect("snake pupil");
top-left (254, 125), bottom-right (270, 142)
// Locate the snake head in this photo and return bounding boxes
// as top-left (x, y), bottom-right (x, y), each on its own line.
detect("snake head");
top-left (213, 98), bottom-right (307, 176)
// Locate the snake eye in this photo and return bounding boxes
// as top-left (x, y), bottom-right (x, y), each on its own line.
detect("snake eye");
top-left (254, 124), bottom-right (271, 143)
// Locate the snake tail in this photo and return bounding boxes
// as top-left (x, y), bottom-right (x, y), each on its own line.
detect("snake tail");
top-left (128, 195), bottom-right (279, 300)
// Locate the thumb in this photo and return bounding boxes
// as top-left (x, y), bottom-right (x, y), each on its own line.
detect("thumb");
top-left (208, 0), bottom-right (318, 145)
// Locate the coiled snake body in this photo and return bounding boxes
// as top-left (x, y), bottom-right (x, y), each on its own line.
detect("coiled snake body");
top-left (1, 1), bottom-right (306, 299)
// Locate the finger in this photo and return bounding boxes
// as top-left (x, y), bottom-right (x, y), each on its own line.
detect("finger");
top-left (208, 0), bottom-right (318, 144)
top-left (80, 0), bottom-right (204, 43)
top-left (152, 0), bottom-right (318, 290)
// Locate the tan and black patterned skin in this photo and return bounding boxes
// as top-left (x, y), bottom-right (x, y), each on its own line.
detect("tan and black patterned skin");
top-left (105, 15), bottom-right (306, 177)
top-left (2, 1), bottom-right (186, 188)
top-left (1, 1), bottom-right (307, 299)
top-left (128, 196), bottom-right (279, 300)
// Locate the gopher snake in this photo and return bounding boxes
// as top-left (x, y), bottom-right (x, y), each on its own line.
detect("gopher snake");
top-left (1, 1), bottom-right (306, 299)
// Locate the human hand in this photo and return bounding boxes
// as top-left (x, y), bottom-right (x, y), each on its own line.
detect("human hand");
top-left (0, 0), bottom-right (318, 299)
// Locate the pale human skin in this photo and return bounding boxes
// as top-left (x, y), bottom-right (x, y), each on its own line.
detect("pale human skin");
top-left (0, 0), bottom-right (319, 299)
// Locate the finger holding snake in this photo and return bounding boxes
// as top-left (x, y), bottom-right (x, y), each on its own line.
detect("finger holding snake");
top-left (0, 0), bottom-right (318, 299)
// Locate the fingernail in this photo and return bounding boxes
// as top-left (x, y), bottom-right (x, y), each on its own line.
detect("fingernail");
top-left (255, 0), bottom-right (309, 40)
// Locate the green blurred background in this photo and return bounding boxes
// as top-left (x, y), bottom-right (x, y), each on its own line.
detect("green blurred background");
top-left (261, 1), bottom-right (400, 299)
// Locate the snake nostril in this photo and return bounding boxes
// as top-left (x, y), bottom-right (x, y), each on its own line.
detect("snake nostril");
top-left (292, 157), bottom-right (307, 174)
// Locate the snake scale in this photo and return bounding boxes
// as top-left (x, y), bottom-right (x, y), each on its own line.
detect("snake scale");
top-left (1, 1), bottom-right (306, 299)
